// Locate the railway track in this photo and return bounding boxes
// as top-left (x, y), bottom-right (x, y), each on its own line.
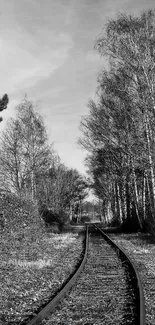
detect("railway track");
top-left (26, 225), bottom-right (145, 325)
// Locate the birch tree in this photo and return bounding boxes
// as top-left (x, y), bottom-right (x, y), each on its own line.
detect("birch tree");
top-left (79, 10), bottom-right (155, 230)
top-left (95, 10), bottom-right (155, 219)
top-left (0, 98), bottom-right (51, 200)
top-left (39, 161), bottom-right (88, 222)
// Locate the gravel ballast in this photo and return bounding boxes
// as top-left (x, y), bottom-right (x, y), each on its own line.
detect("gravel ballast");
top-left (41, 232), bottom-right (136, 325)
top-left (109, 232), bottom-right (155, 325)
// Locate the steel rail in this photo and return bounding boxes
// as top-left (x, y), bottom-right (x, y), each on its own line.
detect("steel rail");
top-left (26, 225), bottom-right (89, 325)
top-left (95, 224), bottom-right (146, 325)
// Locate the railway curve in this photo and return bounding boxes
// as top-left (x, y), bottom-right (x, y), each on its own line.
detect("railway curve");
top-left (95, 224), bottom-right (146, 325)
top-left (26, 224), bottom-right (145, 325)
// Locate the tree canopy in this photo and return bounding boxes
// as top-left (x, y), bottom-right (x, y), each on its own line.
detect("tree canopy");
top-left (0, 96), bottom-right (88, 226)
top-left (79, 10), bottom-right (155, 232)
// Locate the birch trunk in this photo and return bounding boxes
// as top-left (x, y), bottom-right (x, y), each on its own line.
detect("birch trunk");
top-left (126, 176), bottom-right (131, 221)
top-left (69, 204), bottom-right (73, 222)
top-left (131, 157), bottom-right (143, 229)
top-left (146, 173), bottom-right (154, 217)
top-left (115, 180), bottom-right (123, 224)
top-left (142, 172), bottom-right (146, 220)
top-left (107, 200), bottom-right (113, 223)
top-left (121, 176), bottom-right (127, 220)
top-left (145, 114), bottom-right (155, 208)
top-left (31, 169), bottom-right (35, 200)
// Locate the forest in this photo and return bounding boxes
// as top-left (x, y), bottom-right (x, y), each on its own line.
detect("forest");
top-left (80, 10), bottom-right (155, 233)
top-left (1, 10), bottom-right (155, 235)
top-left (0, 96), bottom-right (89, 233)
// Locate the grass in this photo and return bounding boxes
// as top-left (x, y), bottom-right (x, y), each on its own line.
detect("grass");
top-left (0, 229), bottom-right (84, 325)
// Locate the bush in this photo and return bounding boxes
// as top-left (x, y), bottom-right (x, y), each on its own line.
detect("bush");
top-left (108, 218), bottom-right (121, 228)
top-left (0, 191), bottom-right (44, 235)
top-left (40, 206), bottom-right (68, 231)
top-left (79, 216), bottom-right (90, 223)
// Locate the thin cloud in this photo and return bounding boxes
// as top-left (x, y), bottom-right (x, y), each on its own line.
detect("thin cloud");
top-left (0, 0), bottom-right (155, 180)
top-left (0, 27), bottom-right (73, 95)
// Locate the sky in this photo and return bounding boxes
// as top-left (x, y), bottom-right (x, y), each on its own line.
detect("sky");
top-left (0, 0), bottom-right (155, 200)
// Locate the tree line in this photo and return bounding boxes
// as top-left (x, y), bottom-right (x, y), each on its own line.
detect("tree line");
top-left (79, 10), bottom-right (155, 232)
top-left (0, 97), bottom-right (88, 227)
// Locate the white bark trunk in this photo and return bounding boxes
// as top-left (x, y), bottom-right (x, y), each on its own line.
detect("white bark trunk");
top-left (142, 173), bottom-right (146, 220)
top-left (131, 156), bottom-right (143, 229)
top-left (145, 114), bottom-right (155, 206)
top-left (116, 181), bottom-right (123, 223)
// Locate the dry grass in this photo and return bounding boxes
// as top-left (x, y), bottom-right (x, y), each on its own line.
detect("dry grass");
top-left (0, 230), bottom-right (84, 324)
